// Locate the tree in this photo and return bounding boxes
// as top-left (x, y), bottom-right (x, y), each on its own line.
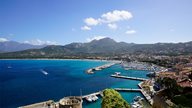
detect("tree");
top-left (101, 89), bottom-right (130, 108)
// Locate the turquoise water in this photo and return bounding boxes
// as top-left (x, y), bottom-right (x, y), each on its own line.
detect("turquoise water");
top-left (0, 60), bottom-right (148, 108)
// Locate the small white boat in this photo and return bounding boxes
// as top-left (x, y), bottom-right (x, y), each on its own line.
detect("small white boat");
top-left (41, 69), bottom-right (48, 75)
top-left (85, 96), bottom-right (92, 102)
top-left (115, 72), bottom-right (121, 76)
top-left (134, 96), bottom-right (143, 102)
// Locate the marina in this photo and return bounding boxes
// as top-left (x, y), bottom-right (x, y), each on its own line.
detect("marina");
top-left (111, 74), bottom-right (148, 81)
top-left (0, 60), bottom-right (149, 108)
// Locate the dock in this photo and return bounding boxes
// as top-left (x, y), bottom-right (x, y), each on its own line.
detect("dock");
top-left (111, 74), bottom-right (148, 81)
top-left (114, 88), bottom-right (141, 92)
top-left (138, 82), bottom-right (153, 105)
top-left (82, 91), bottom-right (102, 99)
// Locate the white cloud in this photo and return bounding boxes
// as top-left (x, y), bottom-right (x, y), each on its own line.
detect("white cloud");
top-left (0, 38), bottom-right (9, 42)
top-left (101, 10), bottom-right (132, 23)
top-left (84, 17), bottom-right (100, 26)
top-left (126, 30), bottom-right (136, 34)
top-left (86, 36), bottom-right (106, 42)
top-left (24, 39), bottom-right (57, 45)
top-left (81, 26), bottom-right (91, 30)
top-left (107, 23), bottom-right (117, 29)
top-left (83, 10), bottom-right (133, 30)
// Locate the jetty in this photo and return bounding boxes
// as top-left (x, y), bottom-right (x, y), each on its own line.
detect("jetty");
top-left (114, 88), bottom-right (141, 92)
top-left (111, 74), bottom-right (148, 81)
top-left (82, 91), bottom-right (102, 99)
top-left (86, 63), bottom-right (117, 74)
top-left (138, 82), bottom-right (153, 105)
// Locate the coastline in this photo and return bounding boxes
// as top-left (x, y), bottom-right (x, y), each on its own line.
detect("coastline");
top-left (0, 58), bottom-right (121, 63)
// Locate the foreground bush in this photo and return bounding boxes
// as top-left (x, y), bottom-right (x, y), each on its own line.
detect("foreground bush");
top-left (101, 89), bottom-right (130, 108)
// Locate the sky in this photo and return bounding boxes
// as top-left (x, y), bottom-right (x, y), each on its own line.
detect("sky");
top-left (0, 0), bottom-right (192, 45)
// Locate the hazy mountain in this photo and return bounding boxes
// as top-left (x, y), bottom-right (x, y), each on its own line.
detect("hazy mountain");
top-left (0, 41), bottom-right (46, 53)
top-left (0, 38), bottom-right (192, 58)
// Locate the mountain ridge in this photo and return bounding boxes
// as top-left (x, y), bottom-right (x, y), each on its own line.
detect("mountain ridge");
top-left (0, 41), bottom-right (46, 53)
top-left (0, 37), bottom-right (192, 58)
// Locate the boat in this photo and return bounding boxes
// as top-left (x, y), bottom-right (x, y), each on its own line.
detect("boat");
top-left (133, 96), bottom-right (143, 102)
top-left (91, 95), bottom-right (98, 101)
top-left (40, 69), bottom-right (48, 75)
top-left (85, 96), bottom-right (92, 102)
top-left (131, 102), bottom-right (140, 108)
top-left (115, 72), bottom-right (121, 76)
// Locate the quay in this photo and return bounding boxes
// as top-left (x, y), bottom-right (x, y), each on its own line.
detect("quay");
top-left (138, 82), bottom-right (153, 105)
top-left (86, 62), bottom-right (118, 74)
top-left (114, 88), bottom-right (141, 92)
top-left (111, 74), bottom-right (148, 81)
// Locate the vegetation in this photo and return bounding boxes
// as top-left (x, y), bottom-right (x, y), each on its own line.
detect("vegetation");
top-left (101, 89), bottom-right (130, 108)
top-left (172, 93), bottom-right (192, 108)
top-left (1, 38), bottom-right (192, 59)
top-left (155, 77), bottom-right (192, 108)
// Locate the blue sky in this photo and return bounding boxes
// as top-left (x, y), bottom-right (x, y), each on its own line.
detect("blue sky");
top-left (0, 0), bottom-right (192, 45)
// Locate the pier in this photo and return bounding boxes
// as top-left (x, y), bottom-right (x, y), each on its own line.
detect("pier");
top-left (138, 82), bottom-right (153, 105)
top-left (82, 91), bottom-right (103, 99)
top-left (114, 88), bottom-right (141, 92)
top-left (86, 63), bottom-right (117, 74)
top-left (111, 74), bottom-right (148, 81)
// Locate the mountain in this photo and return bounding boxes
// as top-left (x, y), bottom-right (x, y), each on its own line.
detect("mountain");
top-left (0, 38), bottom-right (192, 58)
top-left (0, 41), bottom-right (46, 53)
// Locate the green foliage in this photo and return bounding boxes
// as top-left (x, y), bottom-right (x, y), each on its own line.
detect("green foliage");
top-left (101, 89), bottom-right (130, 108)
top-left (172, 93), bottom-right (192, 108)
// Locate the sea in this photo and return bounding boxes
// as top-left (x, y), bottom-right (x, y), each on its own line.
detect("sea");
top-left (0, 59), bottom-right (148, 108)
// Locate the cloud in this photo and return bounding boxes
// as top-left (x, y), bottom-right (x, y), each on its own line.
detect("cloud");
top-left (107, 23), bottom-right (117, 29)
top-left (81, 26), bottom-right (91, 30)
top-left (83, 10), bottom-right (132, 29)
top-left (24, 39), bottom-right (57, 45)
top-left (86, 36), bottom-right (106, 42)
top-left (126, 30), bottom-right (136, 34)
top-left (101, 10), bottom-right (132, 23)
top-left (0, 38), bottom-right (9, 42)
top-left (84, 17), bottom-right (100, 26)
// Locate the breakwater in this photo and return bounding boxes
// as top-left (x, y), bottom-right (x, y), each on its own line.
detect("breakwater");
top-left (86, 62), bottom-right (118, 74)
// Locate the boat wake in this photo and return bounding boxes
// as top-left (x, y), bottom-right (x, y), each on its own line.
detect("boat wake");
top-left (40, 69), bottom-right (48, 75)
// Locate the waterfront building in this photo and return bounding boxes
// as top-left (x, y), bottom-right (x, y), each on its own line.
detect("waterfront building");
top-left (59, 96), bottom-right (82, 108)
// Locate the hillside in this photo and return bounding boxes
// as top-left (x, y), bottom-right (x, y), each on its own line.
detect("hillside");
top-left (0, 38), bottom-right (192, 58)
top-left (0, 41), bottom-right (46, 53)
